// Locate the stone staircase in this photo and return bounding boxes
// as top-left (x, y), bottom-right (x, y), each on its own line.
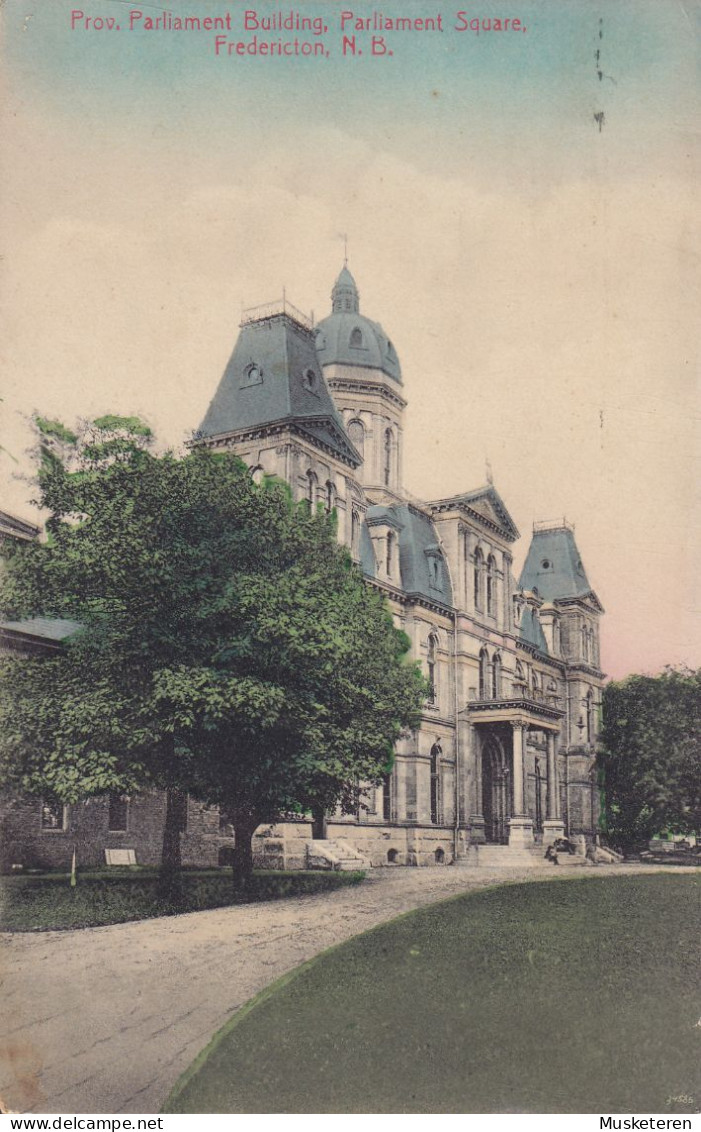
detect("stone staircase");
top-left (305, 838), bottom-right (371, 872)
top-left (456, 843), bottom-right (592, 869)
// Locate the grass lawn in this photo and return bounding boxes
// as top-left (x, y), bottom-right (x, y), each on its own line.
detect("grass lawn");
top-left (0, 868), bottom-right (365, 931)
top-left (164, 874), bottom-right (700, 1114)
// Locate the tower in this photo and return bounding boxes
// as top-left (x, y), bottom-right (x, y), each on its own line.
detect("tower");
top-left (315, 267), bottom-right (406, 501)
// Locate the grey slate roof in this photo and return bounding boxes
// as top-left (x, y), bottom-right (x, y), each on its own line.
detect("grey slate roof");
top-left (519, 526), bottom-right (592, 601)
top-left (366, 504), bottom-right (452, 605)
top-left (518, 606), bottom-right (549, 653)
top-left (0, 617), bottom-right (82, 642)
top-left (198, 312), bottom-right (360, 466)
top-left (315, 268), bottom-right (402, 384)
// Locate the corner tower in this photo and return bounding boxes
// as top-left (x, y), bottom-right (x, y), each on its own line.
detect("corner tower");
top-left (316, 267), bottom-right (407, 502)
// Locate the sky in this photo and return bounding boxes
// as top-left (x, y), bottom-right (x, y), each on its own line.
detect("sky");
top-left (0, 0), bottom-right (699, 680)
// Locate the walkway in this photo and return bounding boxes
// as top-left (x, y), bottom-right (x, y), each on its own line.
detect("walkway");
top-left (0, 864), bottom-right (689, 1114)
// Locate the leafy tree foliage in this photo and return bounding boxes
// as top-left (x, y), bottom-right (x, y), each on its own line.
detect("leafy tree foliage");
top-left (598, 667), bottom-right (701, 850)
top-left (0, 420), bottom-right (426, 890)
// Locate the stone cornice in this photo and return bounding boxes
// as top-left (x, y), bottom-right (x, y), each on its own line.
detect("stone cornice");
top-left (194, 418), bottom-right (360, 469)
top-left (325, 375), bottom-right (407, 411)
top-left (429, 499), bottom-right (518, 544)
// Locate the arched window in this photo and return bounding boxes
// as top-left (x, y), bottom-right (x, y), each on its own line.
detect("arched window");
top-left (479, 647), bottom-right (489, 699)
top-left (474, 548), bottom-right (484, 611)
top-left (351, 508), bottom-right (361, 556)
top-left (325, 480), bottom-right (335, 513)
top-left (532, 671), bottom-right (540, 700)
top-left (250, 465), bottom-right (265, 485)
top-left (515, 661), bottom-right (526, 691)
top-left (491, 653), bottom-right (501, 699)
top-left (383, 428), bottom-right (393, 487)
top-left (306, 469), bottom-right (318, 506)
top-left (350, 327), bottom-right (363, 348)
top-left (486, 555), bottom-right (496, 616)
top-left (430, 740), bottom-right (442, 824)
top-left (386, 531), bottom-right (395, 578)
top-left (347, 419), bottom-right (364, 460)
top-left (427, 634), bottom-right (438, 705)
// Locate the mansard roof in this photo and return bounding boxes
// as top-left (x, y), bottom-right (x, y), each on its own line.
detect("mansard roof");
top-left (519, 523), bottom-right (602, 608)
top-left (518, 605), bottom-right (549, 654)
top-left (198, 307), bottom-right (361, 467)
top-left (366, 503), bottom-right (453, 606)
top-left (429, 485), bottom-right (520, 542)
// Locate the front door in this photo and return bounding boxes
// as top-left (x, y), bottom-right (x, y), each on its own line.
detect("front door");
top-left (482, 736), bottom-right (510, 844)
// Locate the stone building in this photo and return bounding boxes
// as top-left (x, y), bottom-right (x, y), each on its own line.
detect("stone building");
top-left (0, 268), bottom-right (605, 871)
top-left (194, 266), bottom-right (605, 867)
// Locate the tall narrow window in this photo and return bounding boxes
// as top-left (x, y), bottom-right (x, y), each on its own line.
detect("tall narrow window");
top-left (348, 419), bottom-right (364, 460)
top-left (427, 634), bottom-right (438, 705)
top-left (586, 690), bottom-right (595, 744)
top-left (479, 647), bottom-right (489, 699)
top-left (383, 428), bottom-right (392, 487)
top-left (386, 531), bottom-right (394, 578)
top-left (430, 741), bottom-right (442, 824)
top-left (474, 548), bottom-right (484, 611)
top-left (306, 469), bottom-right (318, 506)
top-left (532, 671), bottom-right (540, 700)
top-left (325, 480), bottom-right (335, 513)
top-left (382, 772), bottom-right (392, 822)
top-left (486, 555), bottom-right (496, 616)
top-left (582, 624), bottom-right (589, 661)
top-left (351, 508), bottom-right (361, 556)
top-left (491, 653), bottom-right (501, 699)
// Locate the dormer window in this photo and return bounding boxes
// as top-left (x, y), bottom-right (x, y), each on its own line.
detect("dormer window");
top-left (302, 368), bottom-right (319, 393)
top-left (241, 363), bottom-right (263, 388)
top-left (350, 327), bottom-right (363, 348)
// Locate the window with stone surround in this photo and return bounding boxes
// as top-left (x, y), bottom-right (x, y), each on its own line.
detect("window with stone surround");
top-left (40, 799), bottom-right (68, 832)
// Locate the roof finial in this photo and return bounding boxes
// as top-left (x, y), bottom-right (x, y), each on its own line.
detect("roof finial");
top-left (486, 457), bottom-right (493, 485)
top-left (343, 232), bottom-right (348, 267)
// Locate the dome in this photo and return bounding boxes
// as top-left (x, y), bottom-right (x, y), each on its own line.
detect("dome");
top-left (315, 267), bottom-right (402, 384)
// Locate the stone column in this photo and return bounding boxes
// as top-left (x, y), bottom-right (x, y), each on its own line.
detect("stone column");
top-left (468, 726), bottom-right (486, 843)
top-left (508, 721), bottom-right (534, 848)
top-left (543, 730), bottom-right (566, 843)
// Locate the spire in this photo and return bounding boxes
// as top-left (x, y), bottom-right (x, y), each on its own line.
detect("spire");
top-left (331, 264), bottom-right (360, 314)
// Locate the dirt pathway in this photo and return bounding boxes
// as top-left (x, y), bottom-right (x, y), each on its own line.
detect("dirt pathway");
top-left (0, 864), bottom-right (691, 1114)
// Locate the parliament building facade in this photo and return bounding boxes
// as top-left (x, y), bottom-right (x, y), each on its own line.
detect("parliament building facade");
top-left (1, 267), bottom-right (605, 871)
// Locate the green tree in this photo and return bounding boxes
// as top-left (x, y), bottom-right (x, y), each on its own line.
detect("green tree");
top-left (0, 419), bottom-right (426, 893)
top-left (598, 667), bottom-right (701, 851)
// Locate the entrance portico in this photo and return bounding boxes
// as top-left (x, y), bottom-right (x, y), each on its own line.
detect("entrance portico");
top-left (468, 699), bottom-right (565, 848)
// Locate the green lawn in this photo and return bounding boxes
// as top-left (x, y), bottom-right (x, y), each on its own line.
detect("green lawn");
top-left (0, 869), bottom-right (365, 931)
top-left (165, 874), bottom-right (701, 1114)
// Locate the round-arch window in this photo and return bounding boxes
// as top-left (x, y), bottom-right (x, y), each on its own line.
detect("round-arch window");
top-left (350, 327), bottom-right (363, 348)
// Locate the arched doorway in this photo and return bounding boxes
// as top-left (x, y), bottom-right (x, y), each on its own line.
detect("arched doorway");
top-left (482, 734), bottom-right (510, 844)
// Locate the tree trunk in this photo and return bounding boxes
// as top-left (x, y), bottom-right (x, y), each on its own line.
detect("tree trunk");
top-left (230, 813), bottom-right (259, 891)
top-left (158, 786), bottom-right (185, 905)
top-left (311, 804), bottom-right (327, 840)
